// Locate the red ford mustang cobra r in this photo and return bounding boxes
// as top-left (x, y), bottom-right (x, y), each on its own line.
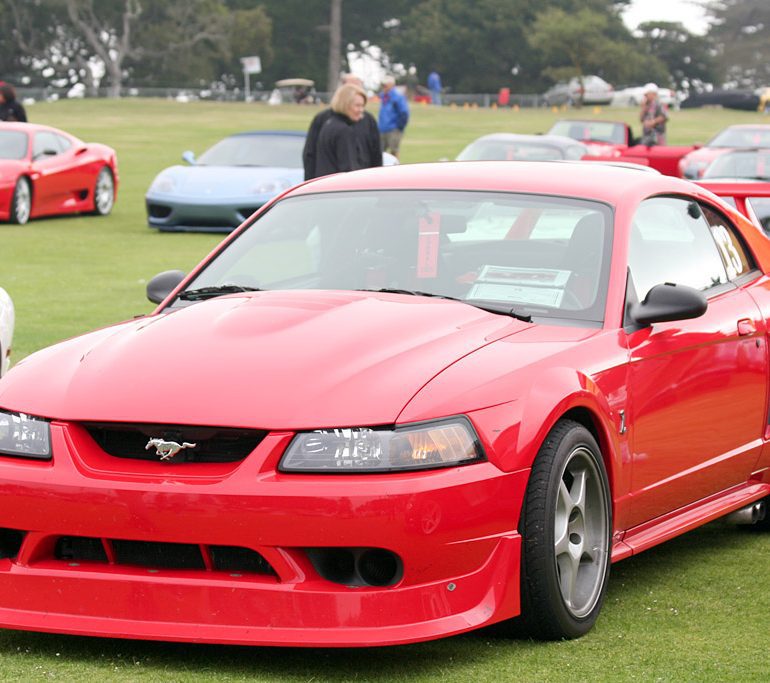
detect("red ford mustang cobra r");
top-left (1, 162), bottom-right (769, 646)
top-left (0, 123), bottom-right (118, 224)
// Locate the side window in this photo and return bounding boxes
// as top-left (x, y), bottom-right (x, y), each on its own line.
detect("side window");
top-left (629, 197), bottom-right (729, 300)
top-left (55, 134), bottom-right (72, 153)
top-left (701, 205), bottom-right (754, 280)
top-left (32, 132), bottom-right (60, 159)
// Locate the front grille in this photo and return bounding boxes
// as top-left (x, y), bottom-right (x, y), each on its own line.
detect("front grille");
top-left (0, 528), bottom-right (25, 560)
top-left (147, 203), bottom-right (172, 218)
top-left (53, 535), bottom-right (275, 576)
top-left (113, 540), bottom-right (205, 570)
top-left (84, 423), bottom-right (267, 463)
top-left (237, 206), bottom-right (261, 220)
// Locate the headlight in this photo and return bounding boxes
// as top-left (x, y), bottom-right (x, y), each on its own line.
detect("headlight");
top-left (0, 410), bottom-right (51, 460)
top-left (279, 418), bottom-right (485, 473)
top-left (254, 179), bottom-right (291, 195)
top-left (149, 174), bottom-right (176, 193)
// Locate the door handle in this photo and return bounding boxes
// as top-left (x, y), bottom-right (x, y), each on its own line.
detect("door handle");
top-left (737, 318), bottom-right (756, 336)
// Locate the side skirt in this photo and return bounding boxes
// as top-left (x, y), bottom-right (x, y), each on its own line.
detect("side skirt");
top-left (611, 478), bottom-right (770, 562)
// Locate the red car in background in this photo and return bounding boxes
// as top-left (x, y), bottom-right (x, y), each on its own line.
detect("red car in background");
top-left (0, 123), bottom-right (118, 225)
top-left (678, 124), bottom-right (770, 179)
top-left (1, 162), bottom-right (769, 647)
top-left (548, 119), bottom-right (697, 176)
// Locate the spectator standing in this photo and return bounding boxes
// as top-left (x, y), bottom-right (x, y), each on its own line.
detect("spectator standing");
top-left (427, 70), bottom-right (443, 106)
top-left (303, 74), bottom-right (381, 180)
top-left (313, 83), bottom-right (369, 178)
top-left (640, 83), bottom-right (668, 146)
top-left (378, 76), bottom-right (409, 159)
top-left (0, 83), bottom-right (27, 122)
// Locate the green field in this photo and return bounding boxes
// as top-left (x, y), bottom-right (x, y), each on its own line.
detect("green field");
top-left (1, 99), bottom-right (769, 681)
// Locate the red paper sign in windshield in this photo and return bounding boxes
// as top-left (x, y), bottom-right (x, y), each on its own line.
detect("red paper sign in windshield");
top-left (417, 212), bottom-right (440, 278)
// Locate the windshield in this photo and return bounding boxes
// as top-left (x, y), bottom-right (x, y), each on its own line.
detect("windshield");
top-left (197, 134), bottom-right (305, 167)
top-left (457, 140), bottom-right (578, 161)
top-left (175, 190), bottom-right (613, 324)
top-left (702, 150), bottom-right (770, 180)
top-left (0, 131), bottom-right (29, 160)
top-left (548, 121), bottom-right (626, 145)
top-left (709, 127), bottom-right (770, 148)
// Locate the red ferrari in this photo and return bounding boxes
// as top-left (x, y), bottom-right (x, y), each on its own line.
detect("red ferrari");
top-left (0, 162), bottom-right (769, 646)
top-left (0, 123), bottom-right (118, 224)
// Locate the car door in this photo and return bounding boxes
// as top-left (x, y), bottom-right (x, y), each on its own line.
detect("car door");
top-left (30, 131), bottom-right (78, 215)
top-left (624, 196), bottom-right (767, 528)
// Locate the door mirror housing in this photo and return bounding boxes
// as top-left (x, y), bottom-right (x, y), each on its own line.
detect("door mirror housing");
top-left (147, 269), bottom-right (186, 304)
top-left (182, 150), bottom-right (196, 165)
top-left (628, 282), bottom-right (707, 326)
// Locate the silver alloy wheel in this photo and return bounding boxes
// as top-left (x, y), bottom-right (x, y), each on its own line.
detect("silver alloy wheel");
top-left (94, 168), bottom-right (115, 215)
top-left (13, 179), bottom-right (31, 224)
top-left (553, 445), bottom-right (609, 619)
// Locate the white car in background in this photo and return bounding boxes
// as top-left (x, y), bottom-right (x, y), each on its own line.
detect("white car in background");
top-left (0, 287), bottom-right (14, 377)
top-left (611, 85), bottom-right (678, 108)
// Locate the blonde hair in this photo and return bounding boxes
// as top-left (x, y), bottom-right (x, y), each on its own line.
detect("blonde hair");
top-left (331, 84), bottom-right (367, 116)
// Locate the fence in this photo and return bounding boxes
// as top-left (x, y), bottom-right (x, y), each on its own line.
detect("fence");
top-left (17, 86), bottom-right (548, 108)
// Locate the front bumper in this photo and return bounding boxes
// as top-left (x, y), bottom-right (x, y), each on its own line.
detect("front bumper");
top-left (0, 423), bottom-right (527, 646)
top-left (145, 193), bottom-right (268, 233)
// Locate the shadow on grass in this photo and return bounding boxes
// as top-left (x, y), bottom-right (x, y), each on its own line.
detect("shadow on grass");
top-left (0, 519), bottom-right (765, 679)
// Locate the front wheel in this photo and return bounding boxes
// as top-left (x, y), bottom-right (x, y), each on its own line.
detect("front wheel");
top-left (10, 177), bottom-right (32, 225)
top-left (92, 167), bottom-right (115, 216)
top-left (518, 419), bottom-right (611, 639)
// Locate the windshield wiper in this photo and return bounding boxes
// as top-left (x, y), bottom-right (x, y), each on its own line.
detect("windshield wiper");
top-left (357, 287), bottom-right (461, 300)
top-left (178, 285), bottom-right (263, 301)
top-left (357, 288), bottom-right (532, 322)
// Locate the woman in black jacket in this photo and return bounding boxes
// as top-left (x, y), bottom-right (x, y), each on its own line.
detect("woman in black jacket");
top-left (0, 83), bottom-right (28, 122)
top-left (314, 83), bottom-right (367, 178)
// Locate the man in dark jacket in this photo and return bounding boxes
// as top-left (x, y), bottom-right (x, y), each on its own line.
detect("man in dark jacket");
top-left (303, 74), bottom-right (382, 180)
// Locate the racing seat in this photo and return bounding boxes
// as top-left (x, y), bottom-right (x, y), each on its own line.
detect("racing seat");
top-left (562, 213), bottom-right (605, 309)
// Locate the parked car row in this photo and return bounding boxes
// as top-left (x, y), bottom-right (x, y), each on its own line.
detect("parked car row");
top-left (541, 76), bottom-right (680, 109)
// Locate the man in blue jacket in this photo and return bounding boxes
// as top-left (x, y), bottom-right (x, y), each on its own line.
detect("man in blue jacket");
top-left (378, 76), bottom-right (409, 159)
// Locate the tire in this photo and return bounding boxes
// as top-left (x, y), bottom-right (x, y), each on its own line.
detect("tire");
top-left (518, 419), bottom-right (611, 639)
top-left (10, 177), bottom-right (31, 225)
top-left (92, 167), bottom-right (115, 216)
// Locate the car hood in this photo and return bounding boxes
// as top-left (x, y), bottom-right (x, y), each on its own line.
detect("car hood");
top-left (0, 291), bottom-right (534, 429)
top-left (150, 165), bottom-right (303, 198)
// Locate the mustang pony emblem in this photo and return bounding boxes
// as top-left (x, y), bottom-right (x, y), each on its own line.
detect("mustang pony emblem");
top-left (145, 438), bottom-right (197, 461)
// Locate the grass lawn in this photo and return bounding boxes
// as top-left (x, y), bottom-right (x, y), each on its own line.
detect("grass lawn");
top-left (1, 98), bottom-right (769, 681)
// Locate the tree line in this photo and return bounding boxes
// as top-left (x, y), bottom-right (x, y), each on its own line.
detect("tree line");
top-left (0, 0), bottom-right (766, 97)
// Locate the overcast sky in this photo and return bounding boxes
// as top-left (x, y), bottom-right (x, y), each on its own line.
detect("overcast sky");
top-left (622, 0), bottom-right (711, 35)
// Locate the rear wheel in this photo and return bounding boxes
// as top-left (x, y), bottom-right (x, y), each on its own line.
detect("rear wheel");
top-left (518, 419), bottom-right (611, 639)
top-left (10, 177), bottom-right (31, 225)
top-left (92, 167), bottom-right (115, 216)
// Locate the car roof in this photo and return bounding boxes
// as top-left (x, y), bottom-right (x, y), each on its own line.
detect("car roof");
top-left (468, 133), bottom-right (586, 148)
top-left (0, 122), bottom-right (70, 136)
top-left (552, 119), bottom-right (628, 127)
top-left (292, 160), bottom-right (701, 206)
top-left (722, 124), bottom-right (770, 131)
top-left (230, 130), bottom-right (306, 138)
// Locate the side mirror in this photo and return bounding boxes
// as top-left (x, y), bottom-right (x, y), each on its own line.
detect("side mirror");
top-left (147, 269), bottom-right (186, 304)
top-left (182, 150), bottom-right (196, 165)
top-left (628, 282), bottom-right (707, 326)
